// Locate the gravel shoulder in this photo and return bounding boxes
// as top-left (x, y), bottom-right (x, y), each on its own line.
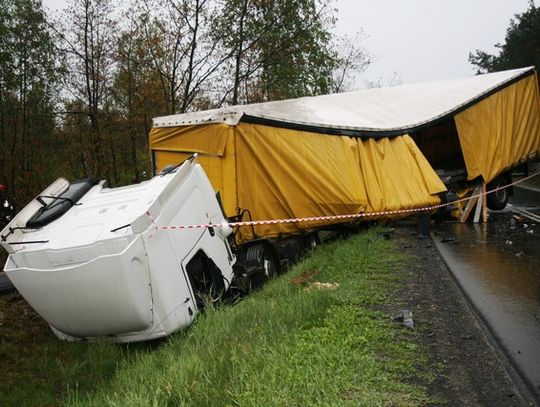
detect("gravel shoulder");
top-left (392, 222), bottom-right (536, 406)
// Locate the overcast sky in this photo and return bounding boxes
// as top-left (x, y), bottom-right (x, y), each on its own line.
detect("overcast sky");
top-left (43, 0), bottom-right (535, 87)
top-left (334, 0), bottom-right (535, 86)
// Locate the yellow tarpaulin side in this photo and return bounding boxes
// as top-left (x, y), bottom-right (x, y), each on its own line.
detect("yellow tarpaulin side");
top-left (150, 124), bottom-right (229, 156)
top-left (150, 122), bottom-right (445, 241)
top-left (356, 135), bottom-right (446, 214)
top-left (235, 123), bottom-right (366, 239)
top-left (455, 74), bottom-right (540, 182)
top-left (151, 125), bottom-right (238, 216)
top-left (235, 124), bottom-right (445, 240)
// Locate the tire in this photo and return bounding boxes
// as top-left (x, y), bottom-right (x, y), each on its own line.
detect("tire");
top-left (486, 175), bottom-right (509, 210)
top-left (304, 232), bottom-right (320, 250)
top-left (245, 244), bottom-right (279, 281)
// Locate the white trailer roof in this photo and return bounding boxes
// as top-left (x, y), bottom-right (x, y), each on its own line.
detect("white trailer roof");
top-left (153, 67), bottom-right (535, 136)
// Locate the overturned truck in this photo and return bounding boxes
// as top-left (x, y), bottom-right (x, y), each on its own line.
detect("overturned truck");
top-left (2, 67), bottom-right (540, 342)
top-left (1, 159), bottom-right (236, 342)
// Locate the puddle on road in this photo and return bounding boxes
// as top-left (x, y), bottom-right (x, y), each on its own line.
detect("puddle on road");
top-left (434, 211), bottom-right (540, 397)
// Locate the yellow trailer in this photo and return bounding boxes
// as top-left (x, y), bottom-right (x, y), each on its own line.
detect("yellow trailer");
top-left (149, 67), bottom-right (540, 242)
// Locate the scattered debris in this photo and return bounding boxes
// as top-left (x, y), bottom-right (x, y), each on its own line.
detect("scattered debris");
top-left (526, 229), bottom-right (534, 234)
top-left (291, 269), bottom-right (319, 286)
top-left (460, 334), bottom-right (475, 340)
top-left (513, 215), bottom-right (524, 222)
top-left (505, 240), bottom-right (513, 245)
top-left (515, 252), bottom-right (524, 257)
top-left (440, 237), bottom-right (456, 243)
top-left (303, 281), bottom-right (340, 292)
top-left (392, 309), bottom-right (414, 330)
top-left (377, 229), bottom-right (395, 240)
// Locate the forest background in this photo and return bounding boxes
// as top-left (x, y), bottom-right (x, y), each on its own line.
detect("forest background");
top-left (1, 0), bottom-right (538, 213)
top-left (0, 0), bottom-right (370, 211)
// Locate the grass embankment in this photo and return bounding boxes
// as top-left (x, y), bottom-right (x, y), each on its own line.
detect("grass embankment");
top-left (2, 228), bottom-right (431, 406)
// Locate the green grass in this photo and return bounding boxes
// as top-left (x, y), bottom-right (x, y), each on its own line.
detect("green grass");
top-left (2, 228), bottom-right (431, 406)
top-left (0, 328), bottom-right (130, 406)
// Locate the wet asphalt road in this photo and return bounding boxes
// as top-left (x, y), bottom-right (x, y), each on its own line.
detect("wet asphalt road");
top-left (433, 182), bottom-right (540, 401)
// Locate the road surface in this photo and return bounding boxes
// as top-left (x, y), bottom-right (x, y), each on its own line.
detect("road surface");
top-left (433, 180), bottom-right (540, 402)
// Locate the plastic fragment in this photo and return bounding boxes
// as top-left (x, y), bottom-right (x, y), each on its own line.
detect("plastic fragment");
top-left (303, 281), bottom-right (340, 292)
top-left (392, 310), bottom-right (414, 330)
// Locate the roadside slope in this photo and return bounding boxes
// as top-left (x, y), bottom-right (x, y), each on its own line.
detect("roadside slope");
top-left (0, 225), bottom-right (530, 406)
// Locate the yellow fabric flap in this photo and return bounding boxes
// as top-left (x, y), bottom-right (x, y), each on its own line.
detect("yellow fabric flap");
top-left (235, 124), bottom-right (445, 240)
top-left (236, 123), bottom-right (367, 239)
top-left (152, 126), bottom-right (238, 217)
top-left (149, 124), bottom-right (229, 156)
top-left (357, 135), bottom-right (446, 215)
top-left (455, 73), bottom-right (540, 183)
top-left (149, 122), bottom-right (447, 242)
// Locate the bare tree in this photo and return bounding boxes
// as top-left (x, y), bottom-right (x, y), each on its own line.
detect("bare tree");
top-left (137, 0), bottom-right (232, 114)
top-left (0, 0), bottom-right (57, 205)
top-left (214, 0), bottom-right (364, 104)
top-left (110, 14), bottom-right (164, 183)
top-left (330, 33), bottom-right (372, 93)
top-left (54, 0), bottom-right (117, 178)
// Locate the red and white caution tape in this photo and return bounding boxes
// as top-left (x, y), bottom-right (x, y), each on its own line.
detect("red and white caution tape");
top-left (146, 171), bottom-right (540, 231)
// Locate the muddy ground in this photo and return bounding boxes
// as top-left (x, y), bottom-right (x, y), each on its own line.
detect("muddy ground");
top-left (0, 223), bottom-right (536, 406)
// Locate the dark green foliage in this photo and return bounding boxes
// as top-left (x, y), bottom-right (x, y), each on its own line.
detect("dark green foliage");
top-left (0, 0), bottom-right (370, 214)
top-left (215, 0), bottom-right (339, 104)
top-left (0, 0), bottom-right (59, 206)
top-left (469, 1), bottom-right (540, 73)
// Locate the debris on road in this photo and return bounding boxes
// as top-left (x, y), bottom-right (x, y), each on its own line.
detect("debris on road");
top-left (440, 237), bottom-right (456, 243)
top-left (377, 229), bottom-right (395, 240)
top-left (291, 270), bottom-right (319, 286)
top-left (303, 282), bottom-right (340, 292)
top-left (393, 309), bottom-right (414, 330)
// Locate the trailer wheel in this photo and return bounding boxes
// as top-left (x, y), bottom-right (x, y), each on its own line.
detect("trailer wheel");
top-left (304, 232), bottom-right (320, 250)
top-left (486, 176), bottom-right (509, 210)
top-left (246, 244), bottom-right (279, 281)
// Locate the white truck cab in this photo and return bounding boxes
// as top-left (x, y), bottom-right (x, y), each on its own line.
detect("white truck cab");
top-left (0, 156), bottom-right (235, 343)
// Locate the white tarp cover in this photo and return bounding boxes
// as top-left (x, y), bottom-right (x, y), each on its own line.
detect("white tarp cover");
top-left (153, 67), bottom-right (535, 134)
